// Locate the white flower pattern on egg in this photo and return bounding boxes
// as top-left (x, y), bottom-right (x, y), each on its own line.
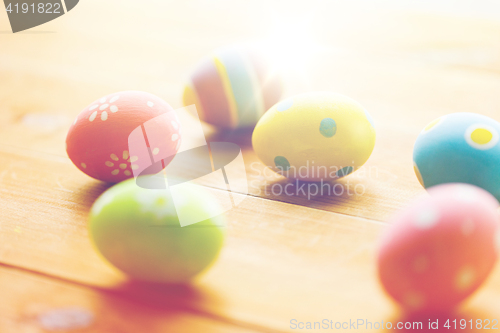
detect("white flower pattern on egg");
top-left (67, 91), bottom-right (181, 184)
top-left (88, 95), bottom-right (120, 122)
top-left (104, 150), bottom-right (138, 177)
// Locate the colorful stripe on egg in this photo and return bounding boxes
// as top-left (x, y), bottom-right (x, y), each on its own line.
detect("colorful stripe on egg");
top-left (215, 48), bottom-right (265, 127)
top-left (186, 57), bottom-right (235, 128)
top-left (184, 48), bottom-right (281, 128)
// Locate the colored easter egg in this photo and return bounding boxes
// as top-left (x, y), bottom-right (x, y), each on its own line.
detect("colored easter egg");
top-left (413, 112), bottom-right (500, 201)
top-left (183, 46), bottom-right (283, 129)
top-left (66, 91), bottom-right (182, 183)
top-left (252, 91), bottom-right (376, 181)
top-left (378, 183), bottom-right (500, 312)
top-left (89, 178), bottom-right (226, 283)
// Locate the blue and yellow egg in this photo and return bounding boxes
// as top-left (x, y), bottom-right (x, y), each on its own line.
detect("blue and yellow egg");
top-left (413, 112), bottom-right (500, 201)
top-left (183, 46), bottom-right (283, 129)
top-left (252, 92), bottom-right (376, 181)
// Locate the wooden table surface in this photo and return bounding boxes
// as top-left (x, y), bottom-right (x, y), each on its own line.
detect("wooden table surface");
top-left (1, 1), bottom-right (500, 332)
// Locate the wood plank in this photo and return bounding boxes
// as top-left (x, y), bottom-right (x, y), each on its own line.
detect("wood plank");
top-left (2, 9), bottom-right (500, 222)
top-left (2, 1), bottom-right (500, 332)
top-left (1, 146), bottom-right (500, 332)
top-left (0, 264), bottom-right (262, 333)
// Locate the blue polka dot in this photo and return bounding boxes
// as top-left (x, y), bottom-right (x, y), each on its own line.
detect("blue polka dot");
top-left (336, 166), bottom-right (354, 178)
top-left (319, 118), bottom-right (337, 138)
top-left (276, 99), bottom-right (293, 112)
top-left (274, 156), bottom-right (290, 171)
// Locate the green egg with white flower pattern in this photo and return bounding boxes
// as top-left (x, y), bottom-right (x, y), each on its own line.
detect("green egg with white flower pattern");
top-left (89, 178), bottom-right (226, 283)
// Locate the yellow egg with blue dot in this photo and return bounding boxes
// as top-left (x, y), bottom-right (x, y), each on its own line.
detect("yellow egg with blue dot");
top-left (413, 112), bottom-right (500, 201)
top-left (252, 91), bottom-right (376, 181)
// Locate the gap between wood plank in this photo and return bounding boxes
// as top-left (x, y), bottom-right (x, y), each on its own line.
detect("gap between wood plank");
top-left (0, 142), bottom-right (392, 227)
top-left (0, 261), bottom-right (289, 333)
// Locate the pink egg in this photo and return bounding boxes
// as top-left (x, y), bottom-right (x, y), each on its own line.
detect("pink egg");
top-left (378, 183), bottom-right (500, 312)
top-left (66, 91), bottom-right (181, 183)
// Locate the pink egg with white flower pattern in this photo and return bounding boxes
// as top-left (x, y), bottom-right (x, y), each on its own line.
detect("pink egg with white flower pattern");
top-left (66, 91), bottom-right (181, 183)
top-left (378, 183), bottom-right (500, 312)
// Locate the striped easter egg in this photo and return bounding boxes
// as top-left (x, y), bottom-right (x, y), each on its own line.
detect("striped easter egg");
top-left (183, 46), bottom-right (283, 129)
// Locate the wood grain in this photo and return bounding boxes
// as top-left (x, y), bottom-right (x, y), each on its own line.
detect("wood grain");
top-left (1, 146), bottom-right (500, 332)
top-left (0, 264), bottom-right (263, 333)
top-left (2, 4), bottom-right (500, 221)
top-left (1, 0), bottom-right (500, 332)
